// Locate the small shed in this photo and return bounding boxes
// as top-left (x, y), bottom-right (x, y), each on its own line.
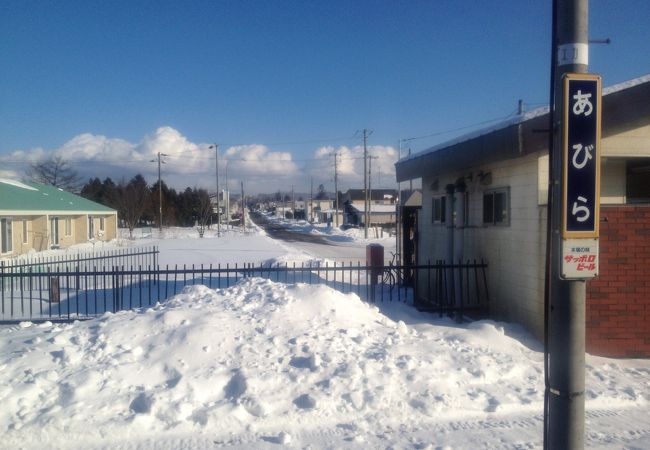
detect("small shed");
top-left (395, 74), bottom-right (650, 357)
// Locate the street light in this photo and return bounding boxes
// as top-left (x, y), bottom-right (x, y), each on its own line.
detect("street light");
top-left (209, 144), bottom-right (220, 236)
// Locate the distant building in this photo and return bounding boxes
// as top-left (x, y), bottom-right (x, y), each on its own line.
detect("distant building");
top-left (0, 178), bottom-right (118, 257)
top-left (341, 189), bottom-right (397, 228)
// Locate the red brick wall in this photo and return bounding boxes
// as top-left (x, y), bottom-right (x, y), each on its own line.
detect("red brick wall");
top-left (586, 205), bottom-right (650, 357)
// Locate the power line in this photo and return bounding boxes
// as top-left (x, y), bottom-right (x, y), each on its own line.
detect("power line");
top-left (399, 109), bottom-right (520, 143)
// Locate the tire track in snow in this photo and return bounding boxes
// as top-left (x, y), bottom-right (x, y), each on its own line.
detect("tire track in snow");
top-left (82, 408), bottom-right (650, 449)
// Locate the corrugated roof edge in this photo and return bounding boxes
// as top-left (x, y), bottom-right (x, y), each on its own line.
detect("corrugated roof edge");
top-left (398, 73), bottom-right (650, 165)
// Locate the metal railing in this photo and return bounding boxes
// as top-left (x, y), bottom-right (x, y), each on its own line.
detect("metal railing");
top-left (412, 259), bottom-right (490, 317)
top-left (0, 259), bottom-right (488, 323)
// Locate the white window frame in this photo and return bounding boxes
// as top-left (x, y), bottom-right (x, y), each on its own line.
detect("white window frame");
top-left (483, 187), bottom-right (510, 226)
top-left (88, 216), bottom-right (95, 240)
top-left (65, 218), bottom-right (72, 237)
top-left (1, 218), bottom-right (12, 253)
top-left (50, 217), bottom-right (60, 248)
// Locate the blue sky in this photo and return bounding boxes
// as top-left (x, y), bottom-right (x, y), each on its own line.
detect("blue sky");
top-left (1, 0), bottom-right (648, 193)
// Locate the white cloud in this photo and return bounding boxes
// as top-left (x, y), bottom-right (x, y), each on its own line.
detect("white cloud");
top-left (307, 144), bottom-right (398, 191)
top-left (0, 127), bottom-right (313, 192)
top-left (56, 133), bottom-right (136, 163)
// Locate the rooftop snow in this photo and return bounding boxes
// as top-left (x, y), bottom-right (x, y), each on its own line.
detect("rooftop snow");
top-left (400, 73), bottom-right (650, 164)
top-left (0, 178), bottom-right (38, 191)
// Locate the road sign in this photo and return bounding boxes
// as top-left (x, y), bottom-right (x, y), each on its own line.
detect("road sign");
top-left (561, 73), bottom-right (601, 279)
top-left (562, 73), bottom-right (601, 238)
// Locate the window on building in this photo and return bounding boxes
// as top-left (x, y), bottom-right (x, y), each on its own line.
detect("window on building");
top-left (50, 217), bottom-right (59, 247)
top-left (65, 218), bottom-right (72, 236)
top-left (88, 217), bottom-right (94, 239)
top-left (1, 218), bottom-right (12, 253)
top-left (627, 159), bottom-right (650, 203)
top-left (22, 219), bottom-right (28, 244)
top-left (99, 217), bottom-right (105, 231)
top-left (483, 188), bottom-right (509, 225)
top-left (432, 196), bottom-right (446, 224)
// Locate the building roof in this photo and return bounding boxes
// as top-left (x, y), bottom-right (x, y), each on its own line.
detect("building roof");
top-left (0, 179), bottom-right (116, 214)
top-left (344, 189), bottom-right (397, 201)
top-left (396, 74), bottom-right (650, 181)
top-left (349, 204), bottom-right (397, 214)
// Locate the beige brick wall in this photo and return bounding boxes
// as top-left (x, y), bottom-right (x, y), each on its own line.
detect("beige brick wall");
top-left (418, 152), bottom-right (547, 338)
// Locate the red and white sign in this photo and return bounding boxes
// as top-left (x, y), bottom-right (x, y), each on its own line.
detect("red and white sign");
top-left (561, 238), bottom-right (598, 279)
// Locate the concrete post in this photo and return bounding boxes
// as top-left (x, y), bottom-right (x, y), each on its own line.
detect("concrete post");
top-left (547, 0), bottom-right (589, 448)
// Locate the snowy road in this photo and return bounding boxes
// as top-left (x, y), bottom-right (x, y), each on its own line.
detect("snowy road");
top-left (249, 211), bottom-right (395, 263)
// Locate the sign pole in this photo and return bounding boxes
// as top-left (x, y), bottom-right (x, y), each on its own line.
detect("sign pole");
top-left (546, 0), bottom-right (593, 449)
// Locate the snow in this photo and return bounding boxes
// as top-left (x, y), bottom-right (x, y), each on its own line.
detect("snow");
top-left (0, 177), bottom-right (38, 191)
top-left (602, 73), bottom-right (650, 95)
top-left (401, 73), bottom-right (650, 164)
top-left (260, 212), bottom-right (396, 246)
top-left (348, 203), bottom-right (397, 214)
top-left (1, 222), bottom-right (649, 448)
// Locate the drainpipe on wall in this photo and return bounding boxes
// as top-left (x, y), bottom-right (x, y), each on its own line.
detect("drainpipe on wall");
top-left (454, 181), bottom-right (467, 319)
top-left (445, 184), bottom-right (455, 306)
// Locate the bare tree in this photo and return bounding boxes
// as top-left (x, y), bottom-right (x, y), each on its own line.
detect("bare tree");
top-left (111, 175), bottom-right (150, 239)
top-left (29, 156), bottom-right (84, 192)
top-left (196, 189), bottom-right (214, 237)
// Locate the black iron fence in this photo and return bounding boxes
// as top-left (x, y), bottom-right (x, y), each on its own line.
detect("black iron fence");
top-left (412, 259), bottom-right (489, 317)
top-left (0, 259), bottom-right (488, 323)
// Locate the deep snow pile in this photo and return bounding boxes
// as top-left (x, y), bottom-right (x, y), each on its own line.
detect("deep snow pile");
top-left (1, 279), bottom-right (649, 449)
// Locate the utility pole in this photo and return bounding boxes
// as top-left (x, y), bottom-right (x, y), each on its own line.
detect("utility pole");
top-left (397, 139), bottom-right (402, 265)
top-left (151, 152), bottom-right (168, 233)
top-left (546, 1), bottom-right (589, 449)
top-left (241, 181), bottom-right (245, 230)
top-left (368, 153), bottom-right (373, 234)
top-left (209, 144), bottom-right (220, 236)
top-left (363, 129), bottom-right (369, 239)
top-left (334, 152), bottom-right (339, 227)
top-left (310, 177), bottom-right (314, 222)
top-left (225, 160), bottom-right (229, 230)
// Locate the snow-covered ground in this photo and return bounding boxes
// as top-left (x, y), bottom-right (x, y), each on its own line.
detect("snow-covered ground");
top-left (1, 223), bottom-right (649, 449)
top-left (260, 212), bottom-right (396, 244)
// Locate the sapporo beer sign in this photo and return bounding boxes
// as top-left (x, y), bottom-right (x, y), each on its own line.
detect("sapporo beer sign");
top-left (561, 73), bottom-right (601, 279)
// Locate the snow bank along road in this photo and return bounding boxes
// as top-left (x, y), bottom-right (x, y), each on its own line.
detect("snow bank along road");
top-left (249, 212), bottom-right (395, 263)
top-left (1, 278), bottom-right (649, 449)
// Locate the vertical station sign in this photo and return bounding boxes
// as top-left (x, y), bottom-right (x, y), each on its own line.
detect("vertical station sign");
top-left (561, 73), bottom-right (601, 279)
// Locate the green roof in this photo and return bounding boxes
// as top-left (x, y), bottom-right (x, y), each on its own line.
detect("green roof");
top-left (0, 179), bottom-right (115, 214)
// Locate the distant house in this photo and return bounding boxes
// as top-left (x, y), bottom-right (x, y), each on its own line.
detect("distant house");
top-left (342, 189), bottom-right (397, 228)
top-left (345, 203), bottom-right (397, 228)
top-left (343, 188), bottom-right (397, 207)
top-left (0, 179), bottom-right (118, 257)
top-left (308, 198), bottom-right (343, 225)
top-left (395, 74), bottom-right (650, 357)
